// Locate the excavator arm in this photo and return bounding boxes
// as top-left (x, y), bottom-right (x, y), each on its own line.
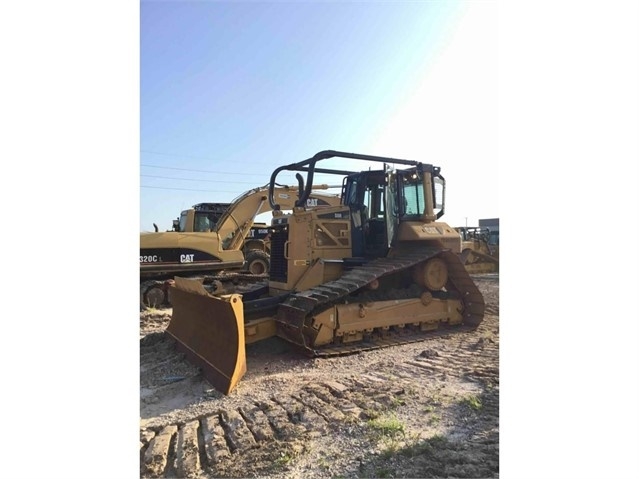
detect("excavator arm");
top-left (215, 184), bottom-right (341, 251)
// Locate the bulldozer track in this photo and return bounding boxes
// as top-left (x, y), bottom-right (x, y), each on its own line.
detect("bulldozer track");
top-left (311, 324), bottom-right (477, 357)
top-left (140, 317), bottom-right (498, 478)
top-left (276, 248), bottom-right (485, 356)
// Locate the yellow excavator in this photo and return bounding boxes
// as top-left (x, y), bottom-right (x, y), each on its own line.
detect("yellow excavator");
top-left (140, 184), bottom-right (341, 306)
top-left (166, 150), bottom-right (485, 394)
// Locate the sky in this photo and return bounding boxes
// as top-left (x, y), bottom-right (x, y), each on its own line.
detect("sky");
top-left (140, 1), bottom-right (497, 231)
top-left (2, 1), bottom-right (639, 478)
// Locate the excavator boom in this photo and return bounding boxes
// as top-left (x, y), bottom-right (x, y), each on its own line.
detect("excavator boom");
top-left (214, 183), bottom-right (338, 250)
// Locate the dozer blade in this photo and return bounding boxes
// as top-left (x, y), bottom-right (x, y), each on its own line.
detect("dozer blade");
top-left (166, 277), bottom-right (246, 395)
top-left (466, 250), bottom-right (499, 265)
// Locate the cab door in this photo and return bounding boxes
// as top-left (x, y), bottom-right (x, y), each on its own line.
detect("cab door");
top-left (384, 165), bottom-right (399, 248)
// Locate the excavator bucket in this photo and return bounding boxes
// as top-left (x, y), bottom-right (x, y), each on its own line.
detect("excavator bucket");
top-left (166, 277), bottom-right (246, 395)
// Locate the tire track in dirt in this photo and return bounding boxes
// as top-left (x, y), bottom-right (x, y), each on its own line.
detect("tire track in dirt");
top-left (140, 327), bottom-right (499, 479)
top-left (140, 378), bottom-right (379, 478)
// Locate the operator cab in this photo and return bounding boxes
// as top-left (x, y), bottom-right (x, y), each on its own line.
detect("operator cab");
top-left (192, 203), bottom-right (231, 232)
top-left (342, 169), bottom-right (387, 257)
top-left (173, 203), bottom-right (233, 232)
top-left (343, 165), bottom-right (445, 258)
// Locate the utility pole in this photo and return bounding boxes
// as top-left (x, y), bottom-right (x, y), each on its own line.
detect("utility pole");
top-left (465, 217), bottom-right (468, 228)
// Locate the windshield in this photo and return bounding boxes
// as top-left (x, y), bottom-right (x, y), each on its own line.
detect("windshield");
top-left (402, 173), bottom-right (425, 216)
top-left (178, 212), bottom-right (188, 232)
top-left (194, 212), bottom-right (213, 232)
top-left (400, 170), bottom-right (425, 217)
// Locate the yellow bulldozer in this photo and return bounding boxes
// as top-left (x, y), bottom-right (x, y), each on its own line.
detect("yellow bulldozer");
top-left (455, 226), bottom-right (499, 274)
top-left (166, 150), bottom-right (485, 394)
top-left (140, 184), bottom-right (341, 307)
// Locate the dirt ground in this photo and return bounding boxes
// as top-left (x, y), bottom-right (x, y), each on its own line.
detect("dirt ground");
top-left (140, 273), bottom-right (499, 478)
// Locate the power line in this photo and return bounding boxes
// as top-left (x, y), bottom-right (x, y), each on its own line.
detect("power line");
top-left (141, 150), bottom-right (220, 161)
top-left (141, 174), bottom-right (258, 184)
top-left (141, 185), bottom-right (241, 193)
top-left (141, 182), bottom-right (342, 193)
top-left (141, 150), bottom-right (279, 168)
top-left (141, 163), bottom-right (267, 175)
top-left (140, 164), bottom-right (341, 184)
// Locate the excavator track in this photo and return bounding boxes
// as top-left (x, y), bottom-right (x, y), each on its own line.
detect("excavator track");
top-left (274, 248), bottom-right (484, 356)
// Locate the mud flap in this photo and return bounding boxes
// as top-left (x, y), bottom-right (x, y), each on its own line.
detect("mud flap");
top-left (166, 277), bottom-right (246, 395)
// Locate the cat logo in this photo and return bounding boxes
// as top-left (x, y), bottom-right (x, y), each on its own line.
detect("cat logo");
top-left (180, 254), bottom-right (195, 263)
top-left (306, 198), bottom-right (318, 207)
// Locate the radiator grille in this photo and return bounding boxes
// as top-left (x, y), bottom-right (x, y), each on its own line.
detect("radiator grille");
top-left (269, 226), bottom-right (288, 283)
